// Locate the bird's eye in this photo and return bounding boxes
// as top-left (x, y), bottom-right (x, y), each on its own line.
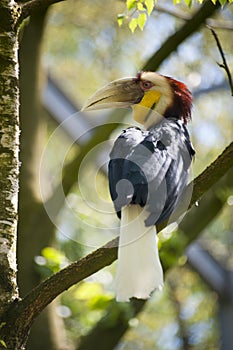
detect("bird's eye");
top-left (140, 80), bottom-right (154, 91)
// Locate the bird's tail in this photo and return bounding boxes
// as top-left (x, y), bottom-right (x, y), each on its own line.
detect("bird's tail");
top-left (116, 205), bottom-right (163, 302)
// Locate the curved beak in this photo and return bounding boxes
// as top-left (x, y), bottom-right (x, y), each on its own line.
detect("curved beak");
top-left (82, 77), bottom-right (144, 111)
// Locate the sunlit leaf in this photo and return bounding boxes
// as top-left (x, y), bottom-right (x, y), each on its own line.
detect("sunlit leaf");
top-left (0, 340), bottom-right (7, 348)
top-left (129, 17), bottom-right (138, 33)
top-left (145, 0), bottom-right (154, 15)
top-left (219, 0), bottom-right (227, 5)
top-left (138, 13), bottom-right (147, 31)
top-left (40, 247), bottom-right (67, 273)
top-left (184, 0), bottom-right (192, 6)
top-left (137, 2), bottom-right (144, 11)
top-left (127, 0), bottom-right (136, 10)
top-left (210, 0), bottom-right (217, 4)
top-left (42, 247), bottom-right (66, 265)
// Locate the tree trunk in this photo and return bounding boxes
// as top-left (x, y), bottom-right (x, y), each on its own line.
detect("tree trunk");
top-left (0, 0), bottom-right (21, 347)
top-left (0, 0), bottom-right (19, 321)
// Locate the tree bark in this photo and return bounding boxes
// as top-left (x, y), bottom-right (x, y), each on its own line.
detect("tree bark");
top-left (0, 0), bottom-right (20, 322)
top-left (0, 0), bottom-right (69, 348)
top-left (0, 0), bottom-right (22, 348)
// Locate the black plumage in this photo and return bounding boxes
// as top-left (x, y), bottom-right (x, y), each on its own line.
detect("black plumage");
top-left (109, 118), bottom-right (195, 227)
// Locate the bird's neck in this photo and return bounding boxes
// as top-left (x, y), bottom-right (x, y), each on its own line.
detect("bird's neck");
top-left (133, 105), bottom-right (171, 130)
top-left (132, 91), bottom-right (174, 129)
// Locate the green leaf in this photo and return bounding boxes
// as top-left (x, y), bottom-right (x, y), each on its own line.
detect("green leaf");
top-left (42, 247), bottom-right (66, 264)
top-left (127, 0), bottom-right (137, 10)
top-left (129, 18), bottom-right (138, 33)
top-left (184, 0), bottom-right (192, 6)
top-left (138, 13), bottom-right (147, 31)
top-left (218, 0), bottom-right (227, 5)
top-left (117, 14), bottom-right (125, 27)
top-left (88, 294), bottom-right (113, 310)
top-left (145, 0), bottom-right (154, 15)
top-left (210, 0), bottom-right (217, 4)
top-left (137, 2), bottom-right (145, 11)
top-left (0, 340), bottom-right (7, 348)
top-left (41, 247), bottom-right (67, 273)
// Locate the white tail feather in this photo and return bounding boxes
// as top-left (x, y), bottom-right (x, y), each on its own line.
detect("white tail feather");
top-left (116, 205), bottom-right (163, 302)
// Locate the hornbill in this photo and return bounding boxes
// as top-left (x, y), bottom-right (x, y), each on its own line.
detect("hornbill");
top-left (83, 72), bottom-right (195, 302)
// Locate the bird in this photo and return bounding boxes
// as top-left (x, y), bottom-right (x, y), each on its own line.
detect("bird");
top-left (82, 71), bottom-right (195, 302)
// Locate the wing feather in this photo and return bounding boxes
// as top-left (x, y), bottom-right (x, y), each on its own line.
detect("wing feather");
top-left (108, 120), bottom-right (194, 225)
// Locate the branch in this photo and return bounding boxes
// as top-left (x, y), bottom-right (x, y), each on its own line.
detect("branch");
top-left (191, 141), bottom-right (233, 205)
top-left (9, 141), bottom-right (233, 333)
top-left (154, 4), bottom-right (233, 31)
top-left (206, 19), bottom-right (233, 31)
top-left (12, 238), bottom-right (118, 335)
top-left (17, 0), bottom-right (65, 27)
top-left (144, 0), bottom-right (220, 71)
top-left (77, 167), bottom-right (233, 350)
top-left (209, 27), bottom-right (233, 96)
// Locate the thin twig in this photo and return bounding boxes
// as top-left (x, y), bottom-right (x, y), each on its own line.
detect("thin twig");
top-left (209, 27), bottom-right (233, 96)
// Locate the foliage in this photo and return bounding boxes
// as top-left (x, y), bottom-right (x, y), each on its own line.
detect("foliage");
top-left (62, 281), bottom-right (114, 340)
top-left (119, 0), bottom-right (233, 32)
top-left (118, 0), bottom-right (154, 32)
top-left (35, 247), bottom-right (69, 277)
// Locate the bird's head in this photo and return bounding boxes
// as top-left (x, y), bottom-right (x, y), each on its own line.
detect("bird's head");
top-left (82, 71), bottom-right (192, 128)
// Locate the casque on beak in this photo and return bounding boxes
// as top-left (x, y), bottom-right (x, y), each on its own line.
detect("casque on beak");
top-left (82, 77), bottom-right (144, 111)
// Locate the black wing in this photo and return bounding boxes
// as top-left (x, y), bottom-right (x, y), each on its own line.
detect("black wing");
top-left (108, 120), bottom-right (195, 226)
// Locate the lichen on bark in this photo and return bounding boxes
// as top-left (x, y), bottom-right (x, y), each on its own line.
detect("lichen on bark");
top-left (0, 0), bottom-right (21, 316)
